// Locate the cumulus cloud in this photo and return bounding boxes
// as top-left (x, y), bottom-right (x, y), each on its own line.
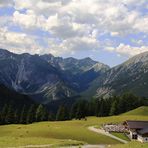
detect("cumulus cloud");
top-left (0, 27), bottom-right (44, 54)
top-left (0, 0), bottom-right (13, 7)
top-left (12, 0), bottom-right (148, 36)
top-left (106, 44), bottom-right (148, 57)
top-left (0, 0), bottom-right (147, 58)
top-left (134, 17), bottom-right (148, 33)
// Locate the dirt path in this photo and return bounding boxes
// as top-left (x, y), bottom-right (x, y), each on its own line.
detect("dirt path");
top-left (88, 126), bottom-right (128, 144)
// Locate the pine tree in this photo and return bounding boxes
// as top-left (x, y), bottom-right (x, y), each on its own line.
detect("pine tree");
top-left (1, 104), bottom-right (8, 124)
top-left (95, 99), bottom-right (101, 117)
top-left (56, 105), bottom-right (67, 121)
top-left (109, 99), bottom-right (118, 116)
top-left (48, 112), bottom-right (55, 121)
top-left (36, 104), bottom-right (46, 122)
top-left (26, 105), bottom-right (35, 124)
top-left (20, 105), bottom-right (26, 124)
top-left (14, 110), bottom-right (19, 124)
top-left (5, 105), bottom-right (14, 124)
top-left (98, 99), bottom-right (106, 117)
top-left (75, 100), bottom-right (87, 120)
top-left (69, 103), bottom-right (77, 119)
top-left (87, 100), bottom-right (95, 116)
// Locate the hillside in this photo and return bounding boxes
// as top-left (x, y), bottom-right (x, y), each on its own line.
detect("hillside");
top-left (0, 115), bottom-right (148, 147)
top-left (122, 106), bottom-right (148, 116)
top-left (84, 51), bottom-right (148, 98)
top-left (0, 84), bottom-right (36, 109)
top-left (0, 84), bottom-right (38, 124)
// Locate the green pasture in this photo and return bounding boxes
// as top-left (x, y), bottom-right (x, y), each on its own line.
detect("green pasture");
top-left (0, 106), bottom-right (148, 147)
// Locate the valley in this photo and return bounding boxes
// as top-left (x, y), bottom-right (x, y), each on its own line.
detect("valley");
top-left (0, 1), bottom-right (147, 147)
top-left (0, 49), bottom-right (148, 147)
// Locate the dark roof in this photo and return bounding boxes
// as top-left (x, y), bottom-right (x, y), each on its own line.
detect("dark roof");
top-left (138, 128), bottom-right (148, 135)
top-left (125, 120), bottom-right (148, 129)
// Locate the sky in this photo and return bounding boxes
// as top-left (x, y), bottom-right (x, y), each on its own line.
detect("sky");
top-left (0, 0), bottom-right (148, 67)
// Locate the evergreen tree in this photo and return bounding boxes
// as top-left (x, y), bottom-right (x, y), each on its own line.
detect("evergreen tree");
top-left (69, 103), bottom-right (77, 119)
top-left (0, 108), bottom-right (1, 124)
top-left (75, 100), bottom-right (87, 120)
top-left (56, 105), bottom-right (67, 121)
top-left (87, 100), bottom-right (95, 116)
top-left (109, 99), bottom-right (118, 116)
top-left (36, 104), bottom-right (46, 122)
top-left (13, 110), bottom-right (19, 124)
top-left (1, 104), bottom-right (8, 124)
top-left (95, 99), bottom-right (101, 117)
top-left (26, 105), bottom-right (35, 124)
top-left (98, 99), bottom-right (107, 117)
top-left (5, 105), bottom-right (14, 124)
top-left (48, 112), bottom-right (55, 121)
top-left (20, 105), bottom-right (27, 124)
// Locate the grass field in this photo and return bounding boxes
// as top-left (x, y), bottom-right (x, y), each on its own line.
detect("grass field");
top-left (110, 141), bottom-right (148, 148)
top-left (122, 106), bottom-right (148, 116)
top-left (0, 106), bottom-right (148, 147)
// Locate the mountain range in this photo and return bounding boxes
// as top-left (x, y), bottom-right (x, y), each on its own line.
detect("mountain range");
top-left (0, 49), bottom-right (109, 105)
top-left (0, 48), bottom-right (148, 108)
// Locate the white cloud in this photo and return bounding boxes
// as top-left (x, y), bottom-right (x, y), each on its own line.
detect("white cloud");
top-left (0, 16), bottom-right (13, 27)
top-left (13, 10), bottom-right (36, 28)
top-left (0, 0), bottom-right (13, 7)
top-left (0, 0), bottom-right (147, 58)
top-left (134, 16), bottom-right (148, 33)
top-left (62, 36), bottom-right (99, 51)
top-left (106, 44), bottom-right (148, 57)
top-left (0, 27), bottom-right (45, 54)
top-left (42, 36), bottom-right (100, 56)
top-left (12, 0), bottom-right (148, 37)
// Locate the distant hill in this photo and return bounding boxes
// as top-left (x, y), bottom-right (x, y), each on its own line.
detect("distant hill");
top-left (122, 106), bottom-right (148, 116)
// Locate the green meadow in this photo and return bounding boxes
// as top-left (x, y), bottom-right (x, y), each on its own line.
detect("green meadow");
top-left (0, 106), bottom-right (148, 147)
top-left (122, 106), bottom-right (148, 116)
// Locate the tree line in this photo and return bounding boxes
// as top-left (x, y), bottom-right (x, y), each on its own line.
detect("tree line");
top-left (0, 104), bottom-right (55, 125)
top-left (56, 93), bottom-right (148, 120)
top-left (0, 93), bottom-right (147, 125)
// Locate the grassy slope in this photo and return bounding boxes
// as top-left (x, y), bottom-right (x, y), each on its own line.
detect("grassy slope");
top-left (122, 106), bottom-right (148, 116)
top-left (110, 132), bottom-right (130, 141)
top-left (0, 114), bottom-right (148, 147)
top-left (110, 141), bottom-right (148, 148)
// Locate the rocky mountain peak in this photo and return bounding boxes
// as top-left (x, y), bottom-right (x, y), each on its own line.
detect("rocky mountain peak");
top-left (0, 48), bottom-right (14, 59)
top-left (90, 63), bottom-right (110, 72)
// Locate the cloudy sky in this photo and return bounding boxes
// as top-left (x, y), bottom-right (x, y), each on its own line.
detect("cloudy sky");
top-left (0, 0), bottom-right (148, 66)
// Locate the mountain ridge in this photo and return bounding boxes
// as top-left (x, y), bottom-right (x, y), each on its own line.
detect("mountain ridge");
top-left (0, 48), bottom-right (148, 106)
top-left (0, 48), bottom-right (109, 104)
top-left (84, 51), bottom-right (148, 98)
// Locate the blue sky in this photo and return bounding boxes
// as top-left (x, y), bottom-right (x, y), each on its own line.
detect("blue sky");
top-left (0, 0), bottom-right (147, 67)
